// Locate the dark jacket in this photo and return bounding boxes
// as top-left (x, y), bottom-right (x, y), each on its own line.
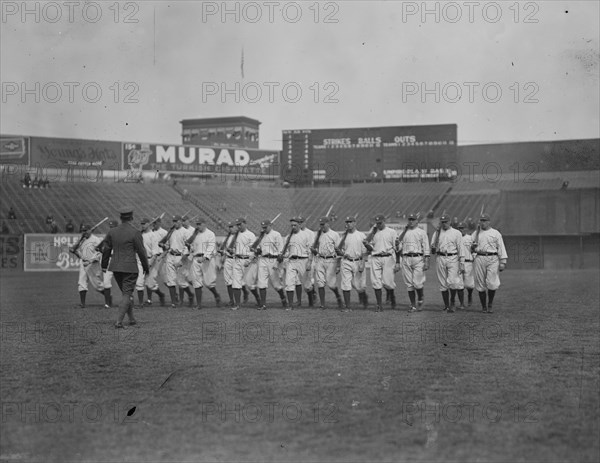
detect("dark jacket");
top-left (101, 222), bottom-right (149, 273)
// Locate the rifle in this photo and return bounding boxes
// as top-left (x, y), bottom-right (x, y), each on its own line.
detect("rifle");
top-left (277, 225), bottom-right (295, 263)
top-left (251, 212), bottom-right (282, 255)
top-left (431, 210), bottom-right (446, 254)
top-left (471, 204), bottom-right (486, 253)
top-left (70, 217), bottom-right (108, 256)
top-left (311, 226), bottom-right (323, 256)
top-left (362, 225), bottom-right (378, 253)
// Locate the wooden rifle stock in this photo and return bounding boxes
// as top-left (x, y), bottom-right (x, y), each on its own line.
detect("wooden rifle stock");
top-left (363, 225), bottom-right (378, 252)
top-left (278, 227), bottom-right (294, 263)
top-left (250, 231), bottom-right (266, 255)
top-left (311, 228), bottom-right (323, 256)
top-left (335, 230), bottom-right (349, 256)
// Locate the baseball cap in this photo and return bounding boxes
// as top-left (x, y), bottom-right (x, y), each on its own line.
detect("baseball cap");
top-left (344, 216), bottom-right (356, 222)
top-left (108, 220), bottom-right (119, 227)
top-left (236, 217), bottom-right (246, 225)
top-left (80, 224), bottom-right (90, 232)
top-left (195, 217), bottom-right (206, 225)
top-left (172, 215), bottom-right (182, 221)
top-left (319, 216), bottom-right (330, 224)
top-left (182, 215), bottom-right (190, 221)
top-left (457, 222), bottom-right (466, 229)
top-left (480, 214), bottom-right (490, 221)
top-left (440, 215), bottom-right (450, 222)
top-left (290, 217), bottom-right (300, 223)
top-left (227, 221), bottom-right (235, 227)
top-left (261, 220), bottom-right (271, 227)
top-left (407, 213), bottom-right (418, 220)
top-left (119, 207), bottom-right (133, 219)
top-left (296, 216), bottom-right (306, 223)
top-left (374, 214), bottom-right (386, 222)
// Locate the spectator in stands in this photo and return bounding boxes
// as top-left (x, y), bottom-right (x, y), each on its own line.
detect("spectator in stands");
top-left (46, 215), bottom-right (53, 225)
top-left (50, 219), bottom-right (59, 234)
top-left (1, 222), bottom-right (9, 234)
top-left (65, 219), bottom-right (75, 233)
top-left (451, 216), bottom-right (459, 229)
top-left (79, 221), bottom-right (86, 233)
top-left (32, 176), bottom-right (39, 188)
top-left (23, 172), bottom-right (31, 188)
top-left (8, 207), bottom-right (16, 220)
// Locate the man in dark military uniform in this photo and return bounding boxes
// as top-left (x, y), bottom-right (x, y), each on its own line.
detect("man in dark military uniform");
top-left (101, 207), bottom-right (149, 328)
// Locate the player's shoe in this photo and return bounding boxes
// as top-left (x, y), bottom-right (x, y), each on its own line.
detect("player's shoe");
top-left (341, 306), bottom-right (352, 313)
top-left (417, 300), bottom-right (424, 311)
top-left (146, 299), bottom-right (152, 306)
top-left (408, 306), bottom-right (417, 313)
top-left (104, 304), bottom-right (111, 310)
top-left (193, 305), bottom-right (202, 310)
top-left (129, 320), bottom-right (137, 326)
top-left (230, 305), bottom-right (239, 311)
top-left (448, 306), bottom-right (455, 313)
top-left (457, 305), bottom-right (466, 310)
top-left (481, 306), bottom-right (488, 313)
top-left (320, 305), bottom-right (326, 310)
top-left (487, 304), bottom-right (493, 314)
top-left (114, 322), bottom-right (124, 329)
top-left (375, 305), bottom-right (383, 312)
top-left (170, 303), bottom-right (177, 309)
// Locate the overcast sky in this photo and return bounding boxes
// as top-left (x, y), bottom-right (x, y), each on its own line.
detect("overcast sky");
top-left (1, 0), bottom-right (598, 150)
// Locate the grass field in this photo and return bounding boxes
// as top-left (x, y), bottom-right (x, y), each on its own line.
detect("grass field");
top-left (1, 269), bottom-right (599, 462)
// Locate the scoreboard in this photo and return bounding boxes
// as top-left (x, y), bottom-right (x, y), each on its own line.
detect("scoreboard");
top-left (282, 124), bottom-right (457, 183)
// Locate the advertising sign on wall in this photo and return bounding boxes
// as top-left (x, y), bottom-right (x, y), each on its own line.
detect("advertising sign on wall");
top-left (30, 137), bottom-right (121, 170)
top-left (24, 234), bottom-right (104, 272)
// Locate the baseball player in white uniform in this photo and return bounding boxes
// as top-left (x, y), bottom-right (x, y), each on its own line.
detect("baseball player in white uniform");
top-left (337, 216), bottom-right (368, 311)
top-left (254, 219), bottom-right (287, 309)
top-left (230, 217), bottom-right (257, 310)
top-left (430, 215), bottom-right (464, 313)
top-left (219, 221), bottom-right (237, 307)
top-left (455, 222), bottom-right (474, 308)
top-left (162, 215), bottom-right (190, 308)
top-left (95, 220), bottom-right (118, 309)
top-left (471, 214), bottom-right (508, 313)
top-left (298, 216), bottom-right (317, 307)
top-left (280, 217), bottom-right (311, 309)
top-left (365, 214), bottom-right (397, 312)
top-left (72, 225), bottom-right (105, 308)
top-left (311, 216), bottom-right (343, 309)
top-left (187, 218), bottom-right (221, 309)
top-left (176, 215), bottom-right (196, 307)
top-left (395, 213), bottom-right (430, 312)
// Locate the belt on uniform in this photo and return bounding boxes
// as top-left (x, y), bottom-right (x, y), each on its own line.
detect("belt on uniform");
top-left (235, 255), bottom-right (250, 259)
top-left (319, 255), bottom-right (337, 259)
top-left (403, 253), bottom-right (423, 257)
top-left (289, 256), bottom-right (308, 260)
top-left (372, 253), bottom-right (392, 257)
top-left (169, 250), bottom-right (182, 256)
top-left (262, 254), bottom-right (278, 259)
top-left (464, 259), bottom-right (473, 262)
top-left (344, 256), bottom-right (362, 261)
top-left (437, 252), bottom-right (457, 256)
top-left (477, 252), bottom-right (498, 256)
top-left (194, 254), bottom-right (204, 257)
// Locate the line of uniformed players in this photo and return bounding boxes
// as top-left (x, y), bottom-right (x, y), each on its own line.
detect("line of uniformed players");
top-left (75, 212), bottom-right (507, 313)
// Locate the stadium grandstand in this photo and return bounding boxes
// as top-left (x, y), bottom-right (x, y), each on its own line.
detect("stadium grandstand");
top-left (1, 132), bottom-right (598, 270)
